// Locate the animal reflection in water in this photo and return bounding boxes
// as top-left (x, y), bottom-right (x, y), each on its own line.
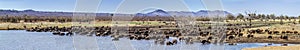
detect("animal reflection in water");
top-left (25, 25), bottom-right (299, 46)
top-left (26, 26), bottom-right (226, 45)
top-left (25, 26), bottom-right (218, 45)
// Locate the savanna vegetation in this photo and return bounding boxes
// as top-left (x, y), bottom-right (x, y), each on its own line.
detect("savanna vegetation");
top-left (0, 13), bottom-right (300, 30)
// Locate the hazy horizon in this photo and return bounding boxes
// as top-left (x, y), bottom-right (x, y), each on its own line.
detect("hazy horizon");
top-left (1, 0), bottom-right (300, 16)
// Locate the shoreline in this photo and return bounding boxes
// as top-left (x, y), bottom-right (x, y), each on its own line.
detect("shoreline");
top-left (1, 21), bottom-right (300, 46)
top-left (227, 37), bottom-right (300, 44)
top-left (2, 30), bottom-right (300, 44)
top-left (242, 45), bottom-right (300, 50)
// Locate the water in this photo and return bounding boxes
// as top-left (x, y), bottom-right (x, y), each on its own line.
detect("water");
top-left (0, 30), bottom-right (295, 50)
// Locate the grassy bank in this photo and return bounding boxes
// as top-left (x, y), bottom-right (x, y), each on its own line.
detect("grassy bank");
top-left (0, 21), bottom-right (164, 30)
top-left (0, 19), bottom-right (299, 30)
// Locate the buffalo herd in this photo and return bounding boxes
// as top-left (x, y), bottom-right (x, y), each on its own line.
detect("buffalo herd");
top-left (25, 25), bottom-right (299, 45)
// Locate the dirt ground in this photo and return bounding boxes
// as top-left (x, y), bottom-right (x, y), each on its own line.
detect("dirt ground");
top-left (243, 45), bottom-right (300, 50)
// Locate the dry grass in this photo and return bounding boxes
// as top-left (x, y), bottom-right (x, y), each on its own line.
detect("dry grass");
top-left (0, 21), bottom-right (164, 30)
top-left (243, 45), bottom-right (300, 50)
top-left (0, 19), bottom-right (299, 30)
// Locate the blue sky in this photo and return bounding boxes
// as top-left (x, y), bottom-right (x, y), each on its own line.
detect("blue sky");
top-left (1, 0), bottom-right (300, 16)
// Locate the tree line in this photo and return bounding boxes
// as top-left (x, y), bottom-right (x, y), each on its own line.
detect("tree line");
top-left (0, 14), bottom-right (176, 23)
top-left (226, 13), bottom-right (300, 22)
top-left (0, 14), bottom-right (300, 23)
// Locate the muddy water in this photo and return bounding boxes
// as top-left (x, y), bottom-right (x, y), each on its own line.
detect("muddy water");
top-left (0, 30), bottom-right (295, 50)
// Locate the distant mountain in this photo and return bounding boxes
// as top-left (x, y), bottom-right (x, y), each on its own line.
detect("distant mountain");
top-left (0, 9), bottom-right (110, 17)
top-left (146, 9), bottom-right (171, 16)
top-left (0, 9), bottom-right (73, 16)
top-left (135, 9), bottom-right (232, 17)
top-left (0, 9), bottom-right (232, 17)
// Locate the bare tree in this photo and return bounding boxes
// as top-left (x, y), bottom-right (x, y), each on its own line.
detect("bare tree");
top-left (237, 13), bottom-right (244, 21)
top-left (280, 15), bottom-right (284, 25)
top-left (269, 14), bottom-right (276, 22)
top-left (298, 16), bottom-right (300, 23)
top-left (226, 14), bottom-right (235, 21)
